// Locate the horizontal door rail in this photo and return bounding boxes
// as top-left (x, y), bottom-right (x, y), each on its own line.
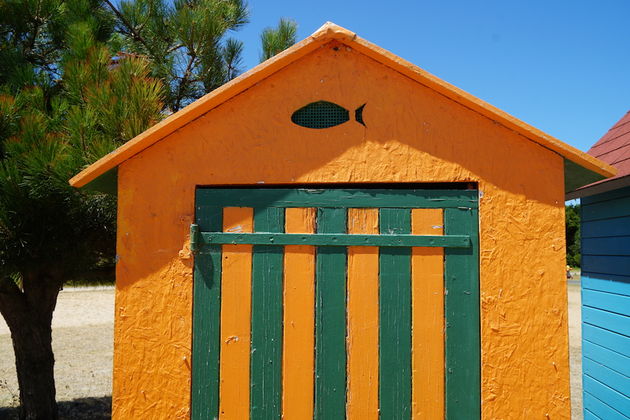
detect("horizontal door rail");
top-left (196, 188), bottom-right (478, 209)
top-left (190, 225), bottom-right (470, 249)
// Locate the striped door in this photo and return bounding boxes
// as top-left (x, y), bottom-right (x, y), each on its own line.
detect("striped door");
top-left (191, 188), bottom-right (479, 420)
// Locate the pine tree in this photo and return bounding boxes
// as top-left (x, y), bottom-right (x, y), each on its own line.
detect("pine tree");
top-left (0, 1), bottom-right (163, 418)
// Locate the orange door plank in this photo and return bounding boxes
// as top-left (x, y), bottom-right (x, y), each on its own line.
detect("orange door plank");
top-left (282, 208), bottom-right (316, 419)
top-left (411, 208), bottom-right (445, 420)
top-left (346, 208), bottom-right (379, 420)
top-left (219, 207), bottom-right (253, 420)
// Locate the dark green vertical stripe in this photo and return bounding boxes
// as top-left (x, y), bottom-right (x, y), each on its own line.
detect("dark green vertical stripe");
top-left (250, 207), bottom-right (285, 419)
top-left (444, 207), bottom-right (480, 419)
top-left (192, 205), bottom-right (222, 420)
top-left (314, 207), bottom-right (347, 419)
top-left (379, 208), bottom-right (412, 419)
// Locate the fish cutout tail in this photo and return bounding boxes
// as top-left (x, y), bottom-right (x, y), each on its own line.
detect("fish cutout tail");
top-left (355, 104), bottom-right (366, 126)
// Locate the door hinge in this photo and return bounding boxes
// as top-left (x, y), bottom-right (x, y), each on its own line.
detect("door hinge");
top-left (190, 223), bottom-right (199, 254)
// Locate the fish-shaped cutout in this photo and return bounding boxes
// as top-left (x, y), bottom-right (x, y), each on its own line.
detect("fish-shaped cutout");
top-left (291, 101), bottom-right (366, 129)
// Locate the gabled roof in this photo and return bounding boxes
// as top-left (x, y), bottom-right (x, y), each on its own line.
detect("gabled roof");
top-left (70, 22), bottom-right (616, 192)
top-left (566, 110), bottom-right (630, 199)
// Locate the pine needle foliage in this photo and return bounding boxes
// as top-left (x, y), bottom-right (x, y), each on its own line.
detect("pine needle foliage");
top-left (260, 18), bottom-right (297, 62)
top-left (108, 0), bottom-right (249, 111)
top-left (0, 9), bottom-right (164, 281)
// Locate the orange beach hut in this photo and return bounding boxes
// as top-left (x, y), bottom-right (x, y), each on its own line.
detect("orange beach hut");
top-left (70, 23), bottom-right (615, 420)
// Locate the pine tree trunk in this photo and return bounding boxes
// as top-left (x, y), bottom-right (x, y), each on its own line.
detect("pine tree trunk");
top-left (0, 272), bottom-right (62, 420)
top-left (11, 317), bottom-right (58, 420)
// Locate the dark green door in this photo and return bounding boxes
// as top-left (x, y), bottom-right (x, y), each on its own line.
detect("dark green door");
top-left (191, 188), bottom-right (480, 420)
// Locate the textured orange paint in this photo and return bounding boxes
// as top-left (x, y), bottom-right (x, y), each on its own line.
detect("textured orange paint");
top-left (282, 208), bottom-right (316, 419)
top-left (411, 209), bottom-right (444, 419)
top-left (218, 208), bottom-right (253, 419)
top-left (113, 41), bottom-right (570, 419)
top-left (346, 208), bottom-right (379, 420)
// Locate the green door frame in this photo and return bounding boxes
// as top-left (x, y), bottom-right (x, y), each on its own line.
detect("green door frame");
top-left (191, 187), bottom-right (480, 420)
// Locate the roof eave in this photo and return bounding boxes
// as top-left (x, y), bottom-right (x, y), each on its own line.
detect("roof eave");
top-left (566, 173), bottom-right (630, 200)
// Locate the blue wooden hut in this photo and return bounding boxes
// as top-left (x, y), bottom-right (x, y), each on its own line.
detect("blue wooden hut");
top-left (566, 110), bottom-right (630, 419)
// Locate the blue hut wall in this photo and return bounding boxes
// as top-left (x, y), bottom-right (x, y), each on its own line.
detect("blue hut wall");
top-left (580, 185), bottom-right (630, 418)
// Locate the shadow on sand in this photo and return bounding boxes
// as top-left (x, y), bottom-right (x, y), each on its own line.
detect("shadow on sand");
top-left (0, 396), bottom-right (111, 420)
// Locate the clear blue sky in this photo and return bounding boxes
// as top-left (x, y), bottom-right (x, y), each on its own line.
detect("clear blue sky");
top-left (233, 0), bottom-right (630, 152)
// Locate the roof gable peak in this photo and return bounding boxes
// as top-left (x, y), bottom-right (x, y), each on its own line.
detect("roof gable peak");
top-left (70, 22), bottom-right (615, 191)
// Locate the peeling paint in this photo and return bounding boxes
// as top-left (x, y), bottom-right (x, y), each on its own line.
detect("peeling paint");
top-left (224, 335), bottom-right (239, 344)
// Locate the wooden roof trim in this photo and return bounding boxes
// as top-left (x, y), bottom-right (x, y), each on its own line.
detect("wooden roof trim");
top-left (70, 22), bottom-right (615, 188)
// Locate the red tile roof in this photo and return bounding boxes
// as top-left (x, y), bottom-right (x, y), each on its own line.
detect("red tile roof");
top-left (588, 110), bottom-right (630, 181)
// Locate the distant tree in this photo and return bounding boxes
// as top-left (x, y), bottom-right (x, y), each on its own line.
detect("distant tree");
top-left (260, 18), bottom-right (297, 62)
top-left (566, 204), bottom-right (581, 267)
top-left (105, 0), bottom-right (249, 111)
top-left (0, 1), bottom-right (163, 418)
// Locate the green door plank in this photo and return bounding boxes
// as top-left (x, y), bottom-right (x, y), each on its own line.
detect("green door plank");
top-left (191, 205), bottom-right (222, 420)
top-left (379, 208), bottom-right (412, 420)
top-left (250, 207), bottom-right (285, 419)
top-left (444, 207), bottom-right (480, 419)
top-left (196, 188), bottom-right (478, 209)
top-left (199, 232), bottom-right (470, 248)
top-left (314, 207), bottom-right (348, 419)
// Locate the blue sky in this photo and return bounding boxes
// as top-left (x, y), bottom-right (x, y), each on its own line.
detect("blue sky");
top-left (233, 0), bottom-right (630, 152)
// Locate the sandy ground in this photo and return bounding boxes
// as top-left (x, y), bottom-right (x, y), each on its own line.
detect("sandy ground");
top-left (0, 283), bottom-right (583, 418)
top-left (567, 280), bottom-right (583, 420)
top-left (0, 287), bottom-right (114, 410)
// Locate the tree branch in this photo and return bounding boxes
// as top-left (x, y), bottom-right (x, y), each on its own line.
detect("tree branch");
top-left (167, 44), bottom-right (185, 54)
top-left (24, 0), bottom-right (45, 62)
top-left (103, 0), bottom-right (152, 54)
top-left (173, 53), bottom-right (196, 111)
